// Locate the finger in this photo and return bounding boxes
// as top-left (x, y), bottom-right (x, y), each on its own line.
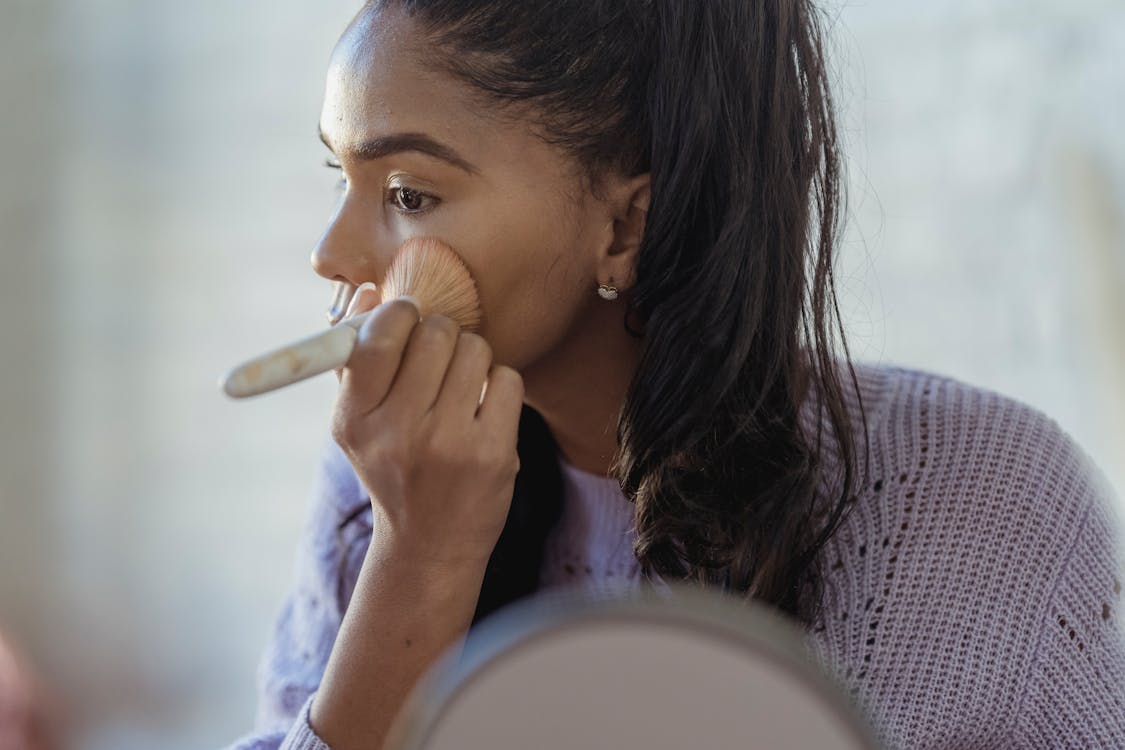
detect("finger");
top-left (476, 364), bottom-right (524, 450)
top-left (433, 332), bottom-right (493, 424)
top-left (347, 282), bottom-right (381, 318)
top-left (339, 298), bottom-right (422, 413)
top-left (334, 282), bottom-right (380, 382)
top-left (380, 313), bottom-right (460, 420)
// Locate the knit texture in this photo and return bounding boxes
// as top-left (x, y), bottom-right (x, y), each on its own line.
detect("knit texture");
top-left (222, 361), bottom-right (1125, 750)
top-left (537, 458), bottom-right (642, 597)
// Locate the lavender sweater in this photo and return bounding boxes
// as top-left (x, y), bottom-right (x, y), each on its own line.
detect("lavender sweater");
top-left (225, 362), bottom-right (1125, 749)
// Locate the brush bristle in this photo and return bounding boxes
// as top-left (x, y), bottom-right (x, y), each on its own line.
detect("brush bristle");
top-left (383, 237), bottom-right (482, 332)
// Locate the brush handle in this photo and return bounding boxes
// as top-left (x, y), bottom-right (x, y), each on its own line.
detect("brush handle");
top-left (221, 310), bottom-right (377, 399)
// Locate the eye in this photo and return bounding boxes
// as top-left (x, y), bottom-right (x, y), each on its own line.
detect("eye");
top-left (388, 185), bottom-right (437, 215)
top-left (324, 158), bottom-right (347, 191)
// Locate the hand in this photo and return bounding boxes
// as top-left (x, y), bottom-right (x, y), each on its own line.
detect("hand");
top-left (331, 285), bottom-right (523, 570)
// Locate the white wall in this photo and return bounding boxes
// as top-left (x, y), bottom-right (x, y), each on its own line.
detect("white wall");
top-left (0, 1), bottom-right (1121, 748)
top-left (832, 1), bottom-right (1125, 499)
top-left (1, 1), bottom-right (359, 747)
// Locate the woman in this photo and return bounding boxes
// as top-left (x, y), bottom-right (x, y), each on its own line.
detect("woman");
top-left (227, 1), bottom-right (1125, 748)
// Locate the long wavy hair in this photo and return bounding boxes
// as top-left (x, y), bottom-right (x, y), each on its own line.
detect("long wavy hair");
top-left (340, 0), bottom-right (870, 629)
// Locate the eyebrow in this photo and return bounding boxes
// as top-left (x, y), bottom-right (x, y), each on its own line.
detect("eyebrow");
top-left (318, 126), bottom-right (479, 175)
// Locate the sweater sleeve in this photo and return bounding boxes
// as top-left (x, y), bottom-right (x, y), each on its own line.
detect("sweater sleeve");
top-left (1011, 460), bottom-right (1125, 748)
top-left (224, 693), bottom-right (329, 750)
top-left (222, 437), bottom-right (372, 750)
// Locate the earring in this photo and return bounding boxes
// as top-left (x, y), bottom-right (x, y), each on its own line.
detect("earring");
top-left (597, 278), bottom-right (619, 300)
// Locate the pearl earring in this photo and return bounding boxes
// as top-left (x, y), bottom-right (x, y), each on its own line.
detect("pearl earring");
top-left (597, 279), bottom-right (619, 300)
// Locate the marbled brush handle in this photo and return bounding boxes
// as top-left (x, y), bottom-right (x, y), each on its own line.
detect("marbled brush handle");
top-left (220, 310), bottom-right (376, 399)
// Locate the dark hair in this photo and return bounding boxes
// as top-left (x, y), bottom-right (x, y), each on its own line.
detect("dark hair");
top-left (343, 0), bottom-right (870, 628)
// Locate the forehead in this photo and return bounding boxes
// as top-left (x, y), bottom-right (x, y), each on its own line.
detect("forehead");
top-left (320, 5), bottom-right (489, 157)
top-left (318, 3), bottom-right (592, 209)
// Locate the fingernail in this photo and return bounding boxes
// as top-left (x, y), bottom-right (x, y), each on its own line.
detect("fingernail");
top-left (326, 280), bottom-right (355, 325)
top-left (347, 282), bottom-right (379, 317)
top-left (397, 295), bottom-right (422, 317)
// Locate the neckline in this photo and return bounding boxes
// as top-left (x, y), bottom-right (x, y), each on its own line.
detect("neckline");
top-left (556, 451), bottom-right (621, 485)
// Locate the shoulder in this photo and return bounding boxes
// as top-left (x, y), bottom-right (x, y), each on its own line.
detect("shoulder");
top-left (807, 361), bottom-right (1124, 745)
top-left (814, 358), bottom-right (1115, 516)
top-left (856, 361), bottom-right (1117, 531)
top-left (288, 436), bottom-right (373, 615)
top-left (840, 361), bottom-right (1122, 574)
top-left (812, 360), bottom-right (1122, 575)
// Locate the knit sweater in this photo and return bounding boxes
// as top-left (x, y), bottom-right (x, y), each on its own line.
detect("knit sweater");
top-left (224, 362), bottom-right (1125, 750)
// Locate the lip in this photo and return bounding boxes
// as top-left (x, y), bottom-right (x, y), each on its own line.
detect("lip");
top-left (325, 280), bottom-right (357, 327)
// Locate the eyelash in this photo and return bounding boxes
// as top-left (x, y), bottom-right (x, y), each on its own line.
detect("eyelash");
top-left (323, 158), bottom-right (437, 216)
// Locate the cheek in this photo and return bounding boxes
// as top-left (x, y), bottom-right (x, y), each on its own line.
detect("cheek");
top-left (441, 173), bottom-right (593, 370)
top-left (469, 240), bottom-right (589, 372)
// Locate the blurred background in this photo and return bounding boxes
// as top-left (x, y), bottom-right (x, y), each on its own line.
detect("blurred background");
top-left (0, 0), bottom-right (1122, 747)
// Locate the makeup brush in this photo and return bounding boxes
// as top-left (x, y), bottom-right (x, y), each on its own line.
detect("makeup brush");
top-left (220, 236), bottom-right (482, 399)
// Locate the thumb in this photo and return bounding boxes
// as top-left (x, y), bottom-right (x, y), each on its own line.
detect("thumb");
top-left (334, 282), bottom-right (381, 382)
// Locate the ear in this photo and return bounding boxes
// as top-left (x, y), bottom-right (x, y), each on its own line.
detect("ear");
top-left (598, 172), bottom-right (650, 291)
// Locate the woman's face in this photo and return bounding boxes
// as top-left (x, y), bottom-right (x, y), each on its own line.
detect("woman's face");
top-left (313, 4), bottom-right (631, 373)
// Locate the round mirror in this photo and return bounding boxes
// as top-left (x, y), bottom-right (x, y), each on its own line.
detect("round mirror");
top-left (387, 584), bottom-right (881, 750)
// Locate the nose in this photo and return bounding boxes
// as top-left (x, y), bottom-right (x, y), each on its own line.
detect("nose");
top-left (311, 202), bottom-right (358, 284)
top-left (310, 198), bottom-right (388, 286)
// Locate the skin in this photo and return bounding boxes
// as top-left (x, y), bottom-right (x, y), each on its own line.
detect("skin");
top-left (312, 3), bottom-right (651, 478)
top-left (306, 5), bottom-right (650, 747)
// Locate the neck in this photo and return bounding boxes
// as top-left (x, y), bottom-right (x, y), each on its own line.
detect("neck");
top-left (520, 295), bottom-right (643, 478)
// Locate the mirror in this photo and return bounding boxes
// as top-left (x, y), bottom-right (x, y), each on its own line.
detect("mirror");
top-left (387, 584), bottom-right (882, 750)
